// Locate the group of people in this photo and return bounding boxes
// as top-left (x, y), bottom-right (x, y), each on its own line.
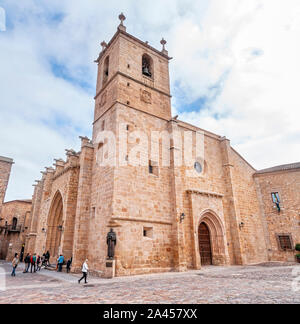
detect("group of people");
top-left (11, 251), bottom-right (49, 276)
top-left (11, 252), bottom-right (89, 283)
top-left (23, 251), bottom-right (51, 273)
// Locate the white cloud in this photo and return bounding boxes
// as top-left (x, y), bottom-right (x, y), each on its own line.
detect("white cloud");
top-left (0, 0), bottom-right (299, 200)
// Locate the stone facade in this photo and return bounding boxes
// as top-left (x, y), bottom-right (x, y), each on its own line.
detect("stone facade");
top-left (1, 16), bottom-right (299, 276)
top-left (0, 156), bottom-right (13, 215)
top-left (254, 165), bottom-right (300, 262)
top-left (0, 200), bottom-right (32, 261)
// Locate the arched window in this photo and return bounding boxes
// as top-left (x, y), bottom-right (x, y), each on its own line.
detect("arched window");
top-left (142, 54), bottom-right (153, 78)
top-left (103, 56), bottom-right (109, 85)
top-left (12, 217), bottom-right (18, 230)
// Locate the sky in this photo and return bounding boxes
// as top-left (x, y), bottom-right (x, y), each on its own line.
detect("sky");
top-left (0, 0), bottom-right (300, 201)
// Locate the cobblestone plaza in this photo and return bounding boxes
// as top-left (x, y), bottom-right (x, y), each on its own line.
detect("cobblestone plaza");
top-left (0, 261), bottom-right (299, 304)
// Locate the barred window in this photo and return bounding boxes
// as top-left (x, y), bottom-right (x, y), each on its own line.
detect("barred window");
top-left (276, 234), bottom-right (293, 251)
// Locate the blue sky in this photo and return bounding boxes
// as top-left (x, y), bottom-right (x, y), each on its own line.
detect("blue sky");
top-left (0, 0), bottom-right (300, 201)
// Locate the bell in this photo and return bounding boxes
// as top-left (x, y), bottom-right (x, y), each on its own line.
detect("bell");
top-left (143, 65), bottom-right (151, 77)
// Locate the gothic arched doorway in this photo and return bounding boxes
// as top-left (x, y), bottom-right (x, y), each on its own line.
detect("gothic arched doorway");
top-left (46, 191), bottom-right (63, 260)
top-left (198, 222), bottom-right (212, 266)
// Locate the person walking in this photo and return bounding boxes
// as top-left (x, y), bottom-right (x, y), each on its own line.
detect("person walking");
top-left (66, 257), bottom-right (72, 273)
top-left (78, 259), bottom-right (89, 284)
top-left (30, 253), bottom-right (37, 273)
top-left (11, 253), bottom-right (19, 277)
top-left (57, 254), bottom-right (64, 272)
top-left (23, 253), bottom-right (30, 273)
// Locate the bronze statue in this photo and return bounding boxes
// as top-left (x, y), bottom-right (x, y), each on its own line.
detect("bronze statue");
top-left (107, 228), bottom-right (117, 260)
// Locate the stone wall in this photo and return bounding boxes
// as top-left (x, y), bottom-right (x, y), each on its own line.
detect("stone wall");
top-left (254, 169), bottom-right (300, 262)
top-left (0, 200), bottom-right (32, 261)
top-left (0, 156), bottom-right (13, 214)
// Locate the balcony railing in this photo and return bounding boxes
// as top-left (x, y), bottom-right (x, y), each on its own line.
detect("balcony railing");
top-left (6, 225), bottom-right (22, 233)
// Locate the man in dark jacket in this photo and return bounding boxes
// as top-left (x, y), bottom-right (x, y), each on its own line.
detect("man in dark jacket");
top-left (45, 251), bottom-right (50, 266)
top-left (23, 253), bottom-right (30, 273)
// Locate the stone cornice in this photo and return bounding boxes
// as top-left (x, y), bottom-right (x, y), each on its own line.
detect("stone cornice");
top-left (94, 71), bottom-right (172, 101)
top-left (52, 164), bottom-right (80, 181)
top-left (111, 217), bottom-right (172, 226)
top-left (0, 156), bottom-right (14, 164)
top-left (187, 189), bottom-right (223, 199)
top-left (95, 28), bottom-right (172, 65)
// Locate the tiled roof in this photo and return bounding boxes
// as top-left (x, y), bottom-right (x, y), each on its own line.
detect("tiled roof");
top-left (255, 162), bottom-right (300, 174)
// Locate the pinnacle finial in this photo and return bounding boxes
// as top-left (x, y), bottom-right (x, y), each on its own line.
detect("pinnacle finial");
top-left (118, 13), bottom-right (126, 32)
top-left (160, 38), bottom-right (168, 55)
top-left (160, 38), bottom-right (167, 50)
top-left (101, 41), bottom-right (107, 51)
top-left (119, 13), bottom-right (126, 25)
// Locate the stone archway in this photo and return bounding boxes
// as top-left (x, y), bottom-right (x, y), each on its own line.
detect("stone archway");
top-left (45, 191), bottom-right (63, 261)
top-left (197, 210), bottom-right (228, 266)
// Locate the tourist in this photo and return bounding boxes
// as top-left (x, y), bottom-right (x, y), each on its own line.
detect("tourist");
top-left (30, 253), bottom-right (37, 273)
top-left (11, 253), bottom-right (19, 277)
top-left (57, 254), bottom-right (64, 272)
top-left (66, 257), bottom-right (72, 273)
top-left (45, 251), bottom-right (50, 266)
top-left (23, 253), bottom-right (30, 273)
top-left (36, 255), bottom-right (41, 271)
top-left (78, 259), bottom-right (89, 284)
top-left (41, 254), bottom-right (46, 268)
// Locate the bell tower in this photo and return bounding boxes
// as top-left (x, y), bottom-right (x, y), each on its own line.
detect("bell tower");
top-left (93, 13), bottom-right (172, 141)
top-left (89, 14), bottom-right (177, 276)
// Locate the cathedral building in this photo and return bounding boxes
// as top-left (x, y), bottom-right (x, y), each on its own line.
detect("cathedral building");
top-left (1, 15), bottom-right (299, 276)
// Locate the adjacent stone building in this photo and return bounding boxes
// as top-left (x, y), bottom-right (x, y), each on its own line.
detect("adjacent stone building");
top-left (1, 15), bottom-right (299, 276)
top-left (0, 199), bottom-right (32, 261)
top-left (0, 156), bottom-right (32, 261)
top-left (0, 156), bottom-right (14, 215)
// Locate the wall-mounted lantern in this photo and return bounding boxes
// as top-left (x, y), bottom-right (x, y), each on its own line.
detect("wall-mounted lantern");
top-left (180, 213), bottom-right (185, 223)
top-left (239, 222), bottom-right (245, 229)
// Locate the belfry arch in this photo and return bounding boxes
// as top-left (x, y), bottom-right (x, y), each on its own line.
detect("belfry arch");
top-left (45, 191), bottom-right (64, 260)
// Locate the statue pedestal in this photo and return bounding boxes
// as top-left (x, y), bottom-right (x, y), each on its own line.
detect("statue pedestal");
top-left (103, 259), bottom-right (115, 279)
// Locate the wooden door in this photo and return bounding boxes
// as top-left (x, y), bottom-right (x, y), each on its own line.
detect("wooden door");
top-left (198, 222), bottom-right (212, 265)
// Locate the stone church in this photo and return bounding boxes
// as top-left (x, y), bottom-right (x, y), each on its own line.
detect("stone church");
top-left (0, 14), bottom-right (299, 276)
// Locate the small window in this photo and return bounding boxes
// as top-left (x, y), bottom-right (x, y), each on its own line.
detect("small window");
top-left (143, 227), bottom-right (153, 239)
top-left (149, 160), bottom-right (159, 176)
top-left (91, 207), bottom-right (96, 218)
top-left (276, 234), bottom-right (293, 251)
top-left (142, 54), bottom-right (153, 78)
top-left (101, 120), bottom-right (105, 131)
top-left (12, 217), bottom-right (18, 230)
top-left (103, 56), bottom-right (109, 85)
top-left (271, 192), bottom-right (280, 204)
